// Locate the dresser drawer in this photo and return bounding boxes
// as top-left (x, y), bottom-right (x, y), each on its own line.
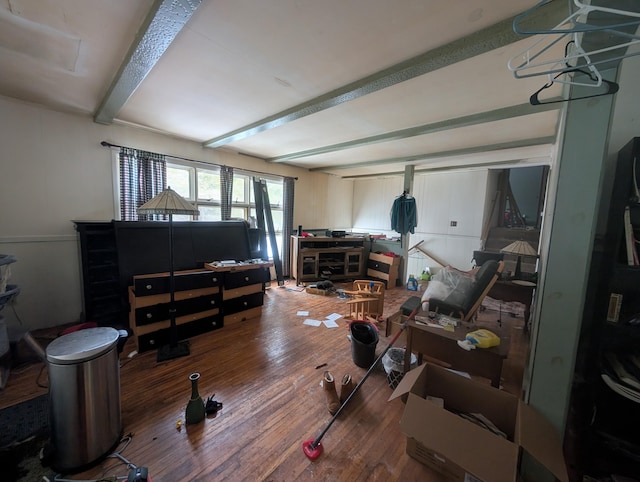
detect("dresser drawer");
top-left (134, 270), bottom-right (221, 296)
top-left (134, 292), bottom-right (221, 326)
top-left (224, 268), bottom-right (269, 289)
top-left (136, 314), bottom-right (223, 352)
top-left (367, 258), bottom-right (391, 274)
top-left (223, 292), bottom-right (264, 315)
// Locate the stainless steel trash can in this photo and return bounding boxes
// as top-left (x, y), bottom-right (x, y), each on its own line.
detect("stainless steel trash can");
top-left (46, 327), bottom-right (122, 472)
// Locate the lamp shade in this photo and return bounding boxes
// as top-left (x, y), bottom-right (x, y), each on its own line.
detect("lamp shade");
top-left (137, 187), bottom-right (200, 216)
top-left (500, 240), bottom-right (537, 257)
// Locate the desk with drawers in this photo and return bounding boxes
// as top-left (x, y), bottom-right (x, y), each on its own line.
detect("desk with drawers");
top-left (403, 315), bottom-right (510, 388)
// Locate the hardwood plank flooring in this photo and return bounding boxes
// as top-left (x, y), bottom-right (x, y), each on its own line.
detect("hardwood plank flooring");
top-left (1, 280), bottom-right (528, 481)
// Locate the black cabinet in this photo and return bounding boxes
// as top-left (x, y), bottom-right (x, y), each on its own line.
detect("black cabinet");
top-left (74, 222), bottom-right (123, 327)
top-left (570, 138), bottom-right (640, 478)
top-left (73, 220), bottom-right (254, 328)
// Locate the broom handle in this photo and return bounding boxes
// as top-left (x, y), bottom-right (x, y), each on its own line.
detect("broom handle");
top-left (310, 306), bottom-right (420, 448)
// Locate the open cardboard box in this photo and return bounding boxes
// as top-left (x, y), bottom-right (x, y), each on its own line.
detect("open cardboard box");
top-left (389, 363), bottom-right (568, 482)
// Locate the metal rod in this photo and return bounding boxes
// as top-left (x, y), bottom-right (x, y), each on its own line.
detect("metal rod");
top-left (309, 306), bottom-right (419, 449)
top-left (100, 141), bottom-right (297, 180)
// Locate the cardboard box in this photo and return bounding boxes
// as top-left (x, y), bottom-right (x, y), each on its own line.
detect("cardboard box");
top-left (389, 364), bottom-right (568, 482)
top-left (305, 287), bottom-right (330, 296)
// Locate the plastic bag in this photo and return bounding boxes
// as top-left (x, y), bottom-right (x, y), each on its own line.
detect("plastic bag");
top-left (382, 348), bottom-right (417, 389)
top-left (421, 266), bottom-right (476, 304)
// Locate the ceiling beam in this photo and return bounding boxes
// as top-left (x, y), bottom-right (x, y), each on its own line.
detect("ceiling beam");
top-left (94, 0), bottom-right (202, 125)
top-left (309, 136), bottom-right (556, 173)
top-left (266, 101), bottom-right (560, 163)
top-left (203, 1), bottom-right (565, 149)
top-left (340, 159), bottom-right (532, 180)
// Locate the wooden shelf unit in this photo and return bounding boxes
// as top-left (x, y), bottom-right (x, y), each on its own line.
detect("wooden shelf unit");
top-left (568, 137), bottom-right (640, 478)
top-left (290, 235), bottom-right (365, 284)
top-left (73, 221), bottom-right (123, 326)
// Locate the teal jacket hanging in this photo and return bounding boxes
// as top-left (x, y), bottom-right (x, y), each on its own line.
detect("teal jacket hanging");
top-left (391, 193), bottom-right (417, 234)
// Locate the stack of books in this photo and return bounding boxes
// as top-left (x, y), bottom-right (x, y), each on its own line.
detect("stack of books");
top-left (623, 205), bottom-right (640, 266)
top-left (602, 352), bottom-right (640, 403)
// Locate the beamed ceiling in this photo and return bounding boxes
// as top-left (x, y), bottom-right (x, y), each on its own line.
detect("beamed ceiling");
top-left (1, 0), bottom-right (635, 178)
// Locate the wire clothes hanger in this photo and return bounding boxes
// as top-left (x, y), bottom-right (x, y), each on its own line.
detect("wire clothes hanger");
top-left (508, 0), bottom-right (640, 80)
top-left (513, 0), bottom-right (640, 36)
top-left (529, 42), bottom-right (620, 105)
top-left (508, 31), bottom-right (640, 79)
top-left (530, 67), bottom-right (619, 104)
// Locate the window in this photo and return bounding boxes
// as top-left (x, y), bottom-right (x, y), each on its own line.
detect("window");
top-left (116, 148), bottom-right (293, 275)
top-left (166, 160), bottom-right (285, 255)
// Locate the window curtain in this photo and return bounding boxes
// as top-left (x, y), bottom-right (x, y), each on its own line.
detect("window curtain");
top-left (220, 165), bottom-right (234, 220)
top-left (119, 147), bottom-right (167, 221)
top-left (282, 177), bottom-right (295, 277)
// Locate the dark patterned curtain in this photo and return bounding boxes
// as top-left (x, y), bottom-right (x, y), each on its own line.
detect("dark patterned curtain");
top-left (220, 165), bottom-right (234, 220)
top-left (282, 177), bottom-right (295, 277)
top-left (119, 147), bottom-right (167, 220)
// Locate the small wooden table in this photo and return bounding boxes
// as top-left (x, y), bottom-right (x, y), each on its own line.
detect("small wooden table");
top-left (488, 279), bottom-right (536, 325)
top-left (403, 315), bottom-right (510, 388)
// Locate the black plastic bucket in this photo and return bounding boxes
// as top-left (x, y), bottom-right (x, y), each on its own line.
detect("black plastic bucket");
top-left (350, 321), bottom-right (379, 368)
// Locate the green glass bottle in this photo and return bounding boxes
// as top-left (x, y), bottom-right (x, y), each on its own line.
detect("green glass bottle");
top-left (185, 372), bottom-right (205, 424)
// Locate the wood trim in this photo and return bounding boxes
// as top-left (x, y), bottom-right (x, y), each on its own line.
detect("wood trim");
top-left (463, 261), bottom-right (504, 321)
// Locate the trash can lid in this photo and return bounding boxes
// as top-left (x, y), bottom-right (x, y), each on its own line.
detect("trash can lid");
top-left (46, 327), bottom-right (120, 363)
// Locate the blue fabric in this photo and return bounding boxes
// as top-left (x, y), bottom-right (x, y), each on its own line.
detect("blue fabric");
top-left (391, 195), bottom-right (417, 234)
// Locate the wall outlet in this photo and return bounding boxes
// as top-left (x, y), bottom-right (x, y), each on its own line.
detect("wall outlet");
top-left (450, 221), bottom-right (457, 227)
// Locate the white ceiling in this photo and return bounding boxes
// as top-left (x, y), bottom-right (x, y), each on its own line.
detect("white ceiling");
top-left (0, 0), bottom-right (582, 178)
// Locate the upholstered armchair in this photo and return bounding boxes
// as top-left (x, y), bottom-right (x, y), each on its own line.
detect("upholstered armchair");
top-left (420, 260), bottom-right (504, 321)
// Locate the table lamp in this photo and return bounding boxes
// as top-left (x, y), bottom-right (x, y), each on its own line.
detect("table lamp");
top-left (138, 187), bottom-right (200, 362)
top-left (500, 240), bottom-right (537, 279)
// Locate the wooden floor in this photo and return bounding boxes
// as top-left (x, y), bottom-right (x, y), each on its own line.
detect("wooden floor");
top-left (1, 280), bottom-right (529, 481)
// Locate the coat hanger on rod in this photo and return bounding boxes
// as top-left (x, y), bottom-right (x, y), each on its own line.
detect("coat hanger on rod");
top-left (513, 0), bottom-right (640, 37)
top-left (509, 0), bottom-right (640, 80)
top-left (508, 28), bottom-right (640, 80)
top-left (529, 65), bottom-right (619, 105)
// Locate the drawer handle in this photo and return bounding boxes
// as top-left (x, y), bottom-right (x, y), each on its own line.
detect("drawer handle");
top-left (212, 321), bottom-right (217, 326)
top-left (212, 277), bottom-right (218, 283)
top-left (146, 284), bottom-right (152, 290)
top-left (244, 276), bottom-right (249, 281)
top-left (210, 300), bottom-right (216, 305)
top-left (243, 301), bottom-right (248, 306)
top-left (146, 313), bottom-right (152, 319)
top-left (149, 339), bottom-right (155, 345)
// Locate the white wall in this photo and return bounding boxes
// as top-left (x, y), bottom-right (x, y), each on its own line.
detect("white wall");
top-left (351, 176), bottom-right (404, 236)
top-left (406, 170), bottom-right (490, 278)
top-left (0, 96), bottom-right (343, 330)
top-left (350, 169), bottom-right (492, 283)
top-left (325, 176), bottom-right (354, 230)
